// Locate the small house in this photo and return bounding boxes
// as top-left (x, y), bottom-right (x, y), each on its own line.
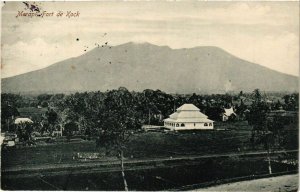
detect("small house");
top-left (14, 118), bottom-right (33, 125)
top-left (222, 107), bottom-right (237, 121)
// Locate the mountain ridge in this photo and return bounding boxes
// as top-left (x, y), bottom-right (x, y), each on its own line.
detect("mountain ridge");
top-left (2, 42), bottom-right (298, 94)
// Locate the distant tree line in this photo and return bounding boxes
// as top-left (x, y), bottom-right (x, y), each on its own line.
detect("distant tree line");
top-left (1, 89), bottom-right (298, 137)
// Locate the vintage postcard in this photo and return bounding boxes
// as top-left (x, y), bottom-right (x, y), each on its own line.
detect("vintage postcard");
top-left (1, 1), bottom-right (299, 191)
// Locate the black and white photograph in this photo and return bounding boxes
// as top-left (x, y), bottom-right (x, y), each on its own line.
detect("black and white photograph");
top-left (1, 1), bottom-right (299, 191)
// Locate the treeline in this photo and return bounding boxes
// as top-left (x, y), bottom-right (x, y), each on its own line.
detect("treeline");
top-left (1, 88), bottom-right (298, 137)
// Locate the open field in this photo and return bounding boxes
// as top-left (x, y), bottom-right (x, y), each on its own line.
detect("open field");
top-left (2, 128), bottom-right (254, 169)
top-left (2, 124), bottom-right (298, 169)
top-left (2, 121), bottom-right (298, 190)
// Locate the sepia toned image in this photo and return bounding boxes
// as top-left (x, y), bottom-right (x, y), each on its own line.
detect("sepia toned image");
top-left (1, 1), bottom-right (299, 191)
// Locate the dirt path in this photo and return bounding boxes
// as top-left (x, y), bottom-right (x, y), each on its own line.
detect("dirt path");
top-left (194, 174), bottom-right (298, 192)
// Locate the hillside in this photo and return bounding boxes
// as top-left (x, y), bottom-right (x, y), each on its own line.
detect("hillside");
top-left (2, 42), bottom-right (298, 94)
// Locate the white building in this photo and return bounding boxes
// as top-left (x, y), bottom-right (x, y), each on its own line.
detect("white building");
top-left (164, 104), bottom-right (214, 130)
top-left (14, 118), bottom-right (33, 124)
top-left (222, 107), bottom-right (237, 121)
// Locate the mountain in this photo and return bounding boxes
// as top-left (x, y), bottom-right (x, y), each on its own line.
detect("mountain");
top-left (1, 42), bottom-right (298, 94)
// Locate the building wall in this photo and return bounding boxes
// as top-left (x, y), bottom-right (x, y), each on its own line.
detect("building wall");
top-left (164, 121), bottom-right (213, 130)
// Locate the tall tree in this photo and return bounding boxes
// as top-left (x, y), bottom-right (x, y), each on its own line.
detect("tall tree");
top-left (1, 103), bottom-right (19, 132)
top-left (248, 89), bottom-right (273, 174)
top-left (46, 108), bottom-right (58, 134)
top-left (97, 87), bottom-right (139, 191)
top-left (16, 122), bottom-right (34, 145)
top-left (283, 93), bottom-right (298, 111)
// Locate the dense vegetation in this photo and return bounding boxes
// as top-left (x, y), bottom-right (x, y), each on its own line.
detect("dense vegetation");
top-left (1, 88), bottom-right (298, 137)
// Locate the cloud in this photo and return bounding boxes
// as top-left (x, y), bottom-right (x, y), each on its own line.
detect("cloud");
top-left (2, 38), bottom-right (83, 78)
top-left (219, 32), bottom-right (299, 76)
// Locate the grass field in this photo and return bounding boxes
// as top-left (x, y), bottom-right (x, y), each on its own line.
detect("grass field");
top-left (2, 128), bottom-right (253, 169)
top-left (126, 129), bottom-right (252, 158)
top-left (1, 121), bottom-right (298, 190)
top-left (2, 120), bottom-right (298, 169)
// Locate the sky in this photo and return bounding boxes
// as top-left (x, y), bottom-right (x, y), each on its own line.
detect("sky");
top-left (1, 1), bottom-right (299, 78)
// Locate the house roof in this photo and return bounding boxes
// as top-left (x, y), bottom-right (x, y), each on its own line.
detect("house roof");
top-left (224, 107), bottom-right (236, 117)
top-left (170, 111), bottom-right (207, 119)
top-left (164, 104), bottom-right (213, 123)
top-left (177, 104), bottom-right (200, 111)
top-left (14, 118), bottom-right (33, 124)
top-left (18, 107), bottom-right (47, 121)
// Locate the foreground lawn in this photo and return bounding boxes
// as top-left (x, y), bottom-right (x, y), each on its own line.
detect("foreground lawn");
top-left (2, 157), bottom-right (297, 190)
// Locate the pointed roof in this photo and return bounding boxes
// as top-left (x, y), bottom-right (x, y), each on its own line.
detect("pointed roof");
top-left (170, 110), bottom-right (208, 119)
top-left (224, 107), bottom-right (236, 117)
top-left (177, 104), bottom-right (200, 111)
top-left (165, 104), bottom-right (213, 123)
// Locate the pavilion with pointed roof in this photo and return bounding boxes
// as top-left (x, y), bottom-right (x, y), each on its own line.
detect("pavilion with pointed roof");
top-left (164, 104), bottom-right (214, 130)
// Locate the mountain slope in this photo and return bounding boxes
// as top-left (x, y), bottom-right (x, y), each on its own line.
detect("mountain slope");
top-left (2, 42), bottom-right (298, 94)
